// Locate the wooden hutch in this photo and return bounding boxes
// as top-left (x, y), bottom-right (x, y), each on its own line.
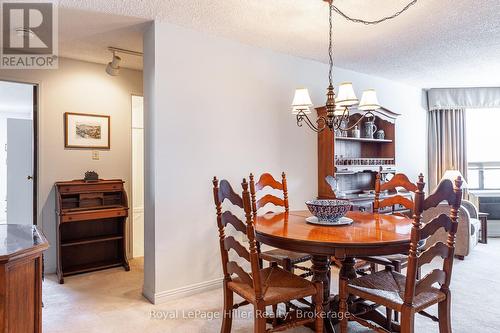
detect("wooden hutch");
top-left (0, 225), bottom-right (48, 333)
top-left (317, 106), bottom-right (411, 213)
top-left (55, 179), bottom-right (130, 284)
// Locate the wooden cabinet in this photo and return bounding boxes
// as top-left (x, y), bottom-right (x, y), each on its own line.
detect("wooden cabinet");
top-left (0, 224), bottom-right (48, 333)
top-left (55, 179), bottom-right (130, 284)
top-left (317, 106), bottom-right (400, 199)
top-left (349, 193), bottom-right (412, 215)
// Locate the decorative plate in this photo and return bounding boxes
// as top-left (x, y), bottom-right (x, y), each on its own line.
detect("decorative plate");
top-left (305, 216), bottom-right (353, 226)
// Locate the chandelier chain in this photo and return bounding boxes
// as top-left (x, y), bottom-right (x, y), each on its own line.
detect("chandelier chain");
top-left (328, 1), bottom-right (334, 86)
top-left (331, 0), bottom-right (418, 25)
top-left (293, 0), bottom-right (419, 133)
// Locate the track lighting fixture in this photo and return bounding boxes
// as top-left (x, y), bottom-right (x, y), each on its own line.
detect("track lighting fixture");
top-left (106, 52), bottom-right (121, 76)
top-left (105, 47), bottom-right (143, 76)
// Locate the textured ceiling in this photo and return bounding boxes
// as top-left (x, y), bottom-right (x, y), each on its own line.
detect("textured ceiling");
top-left (58, 0), bottom-right (500, 88)
top-left (58, 8), bottom-right (147, 70)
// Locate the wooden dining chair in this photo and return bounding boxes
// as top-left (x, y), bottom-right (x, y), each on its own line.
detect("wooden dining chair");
top-left (360, 171), bottom-right (422, 322)
top-left (213, 177), bottom-right (323, 333)
top-left (249, 172), bottom-right (312, 278)
top-left (339, 174), bottom-right (463, 333)
top-left (362, 172), bottom-right (422, 279)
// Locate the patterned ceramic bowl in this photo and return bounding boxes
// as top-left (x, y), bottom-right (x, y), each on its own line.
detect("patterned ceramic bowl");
top-left (305, 199), bottom-right (352, 223)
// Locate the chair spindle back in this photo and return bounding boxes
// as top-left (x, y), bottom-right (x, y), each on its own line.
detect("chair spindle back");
top-left (249, 172), bottom-right (289, 215)
top-left (374, 171), bottom-right (418, 213)
top-left (403, 175), bottom-right (463, 305)
top-left (213, 177), bottom-right (263, 298)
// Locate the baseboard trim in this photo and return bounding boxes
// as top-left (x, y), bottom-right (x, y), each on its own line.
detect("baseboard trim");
top-left (147, 277), bottom-right (223, 304)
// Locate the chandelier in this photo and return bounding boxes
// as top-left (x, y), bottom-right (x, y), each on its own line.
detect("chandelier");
top-left (292, 0), bottom-right (418, 133)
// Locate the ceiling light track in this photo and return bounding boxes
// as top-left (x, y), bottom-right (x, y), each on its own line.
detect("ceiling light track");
top-left (107, 46), bottom-right (143, 57)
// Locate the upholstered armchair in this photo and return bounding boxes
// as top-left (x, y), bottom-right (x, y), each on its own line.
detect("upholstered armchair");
top-left (421, 200), bottom-right (481, 259)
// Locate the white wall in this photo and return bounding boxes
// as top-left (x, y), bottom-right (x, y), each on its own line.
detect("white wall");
top-left (143, 21), bottom-right (426, 303)
top-left (143, 24), bottom-right (156, 299)
top-left (0, 58), bottom-right (143, 272)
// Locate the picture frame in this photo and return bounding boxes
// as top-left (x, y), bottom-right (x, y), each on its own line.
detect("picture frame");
top-left (64, 112), bottom-right (110, 149)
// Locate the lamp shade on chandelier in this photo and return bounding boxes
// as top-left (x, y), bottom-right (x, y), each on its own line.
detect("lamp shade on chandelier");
top-left (291, 0), bottom-right (417, 133)
top-left (336, 82), bottom-right (358, 107)
top-left (359, 89), bottom-right (381, 111)
top-left (291, 88), bottom-right (313, 115)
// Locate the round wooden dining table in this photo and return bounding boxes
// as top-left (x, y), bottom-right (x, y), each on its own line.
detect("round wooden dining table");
top-left (254, 210), bottom-right (413, 333)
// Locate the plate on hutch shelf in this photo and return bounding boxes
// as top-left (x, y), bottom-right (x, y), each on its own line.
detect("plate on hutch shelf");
top-left (305, 216), bottom-right (353, 226)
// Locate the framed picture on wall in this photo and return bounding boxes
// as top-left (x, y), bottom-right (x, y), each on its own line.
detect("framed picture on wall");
top-left (64, 112), bottom-right (110, 149)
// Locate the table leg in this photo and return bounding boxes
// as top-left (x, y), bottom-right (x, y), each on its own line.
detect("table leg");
top-left (337, 257), bottom-right (357, 319)
top-left (480, 215), bottom-right (488, 244)
top-left (311, 255), bottom-right (335, 333)
top-left (339, 257), bottom-right (357, 280)
top-left (310, 256), bottom-right (399, 332)
top-left (337, 257), bottom-right (400, 331)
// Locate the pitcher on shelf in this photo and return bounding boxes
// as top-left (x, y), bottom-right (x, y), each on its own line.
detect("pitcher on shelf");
top-left (363, 119), bottom-right (377, 138)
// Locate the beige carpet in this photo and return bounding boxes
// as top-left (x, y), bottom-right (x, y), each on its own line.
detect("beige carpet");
top-left (43, 239), bottom-right (500, 333)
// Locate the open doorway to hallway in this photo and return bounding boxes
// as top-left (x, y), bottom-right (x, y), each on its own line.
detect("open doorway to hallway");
top-left (131, 95), bottom-right (144, 258)
top-left (0, 80), bottom-right (37, 225)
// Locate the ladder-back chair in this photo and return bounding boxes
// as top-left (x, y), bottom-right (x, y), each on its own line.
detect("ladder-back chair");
top-left (213, 177), bottom-right (323, 333)
top-left (363, 172), bottom-right (422, 278)
top-left (249, 172), bottom-right (312, 278)
top-left (339, 175), bottom-right (463, 333)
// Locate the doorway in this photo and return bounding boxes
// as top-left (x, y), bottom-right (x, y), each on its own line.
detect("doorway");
top-left (0, 80), bottom-right (37, 225)
top-left (131, 95), bottom-right (144, 257)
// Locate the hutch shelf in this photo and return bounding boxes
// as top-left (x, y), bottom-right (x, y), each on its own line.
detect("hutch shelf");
top-left (335, 137), bottom-right (393, 143)
top-left (317, 106), bottom-right (411, 213)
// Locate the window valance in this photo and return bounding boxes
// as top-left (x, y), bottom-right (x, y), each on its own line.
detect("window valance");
top-left (427, 87), bottom-right (500, 111)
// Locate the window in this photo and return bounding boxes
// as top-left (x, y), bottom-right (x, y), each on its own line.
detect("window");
top-left (467, 108), bottom-right (500, 189)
